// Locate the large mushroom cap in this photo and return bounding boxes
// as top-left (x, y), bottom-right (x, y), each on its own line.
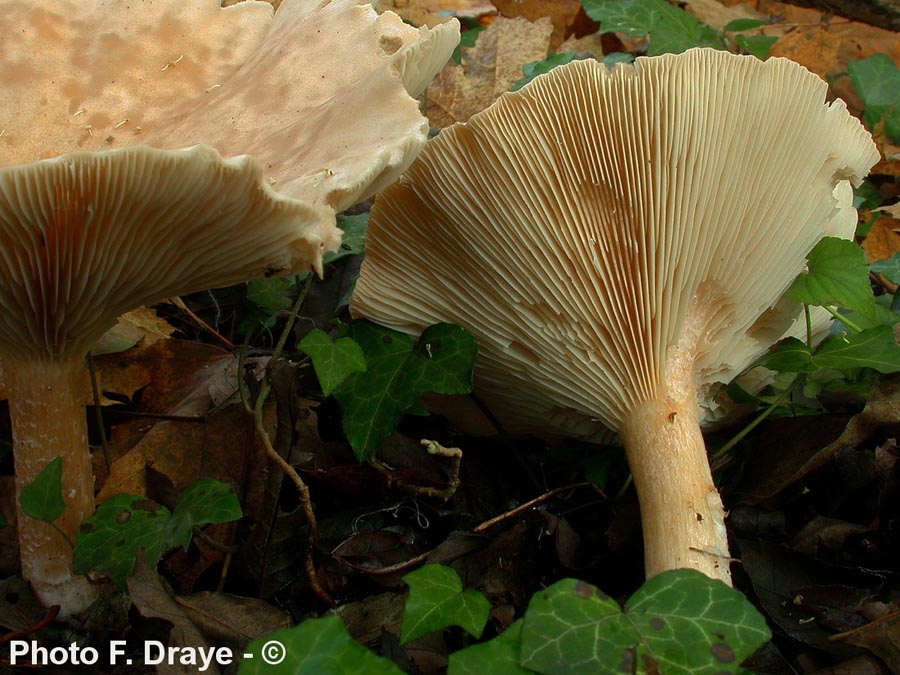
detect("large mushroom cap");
top-left (351, 49), bottom-right (879, 441)
top-left (1, 0), bottom-right (460, 259)
top-left (0, 145), bottom-right (322, 359)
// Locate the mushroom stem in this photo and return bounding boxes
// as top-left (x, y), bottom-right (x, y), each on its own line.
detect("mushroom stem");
top-left (620, 385), bottom-right (732, 585)
top-left (6, 356), bottom-right (97, 615)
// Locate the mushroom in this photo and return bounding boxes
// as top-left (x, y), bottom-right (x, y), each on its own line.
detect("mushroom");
top-left (351, 49), bottom-right (879, 584)
top-left (0, 0), bottom-right (458, 614)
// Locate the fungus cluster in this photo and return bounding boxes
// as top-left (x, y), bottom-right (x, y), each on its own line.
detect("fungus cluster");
top-left (351, 49), bottom-right (879, 584)
top-left (1, 0), bottom-right (457, 615)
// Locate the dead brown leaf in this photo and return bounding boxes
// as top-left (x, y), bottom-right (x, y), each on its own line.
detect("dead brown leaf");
top-left (128, 552), bottom-right (220, 675)
top-left (558, 32), bottom-right (605, 56)
top-left (862, 213), bottom-right (900, 264)
top-left (768, 27), bottom-right (843, 81)
top-left (377, 0), bottom-right (494, 27)
top-left (426, 15), bottom-right (552, 128)
top-left (96, 341), bottom-right (271, 515)
top-left (684, 0), bottom-right (766, 32)
top-left (832, 610), bottom-right (900, 672)
top-left (492, 0), bottom-right (583, 49)
top-left (176, 592), bottom-right (292, 647)
top-left (93, 307), bottom-right (176, 357)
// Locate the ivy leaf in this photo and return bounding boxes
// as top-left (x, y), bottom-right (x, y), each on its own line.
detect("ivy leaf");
top-left (724, 18), bottom-right (769, 32)
top-left (734, 34), bottom-right (778, 59)
top-left (401, 565), bottom-right (491, 644)
top-left (244, 213), bottom-right (369, 325)
top-left (813, 325), bottom-right (900, 373)
top-left (870, 252), bottom-right (900, 284)
top-left (583, 0), bottom-right (722, 55)
top-left (163, 478), bottom-right (243, 552)
top-left (323, 212), bottom-right (368, 267)
top-left (849, 54), bottom-right (900, 143)
top-left (449, 621), bottom-right (538, 675)
top-left (519, 570), bottom-right (770, 675)
top-left (334, 321), bottom-right (477, 460)
top-left (511, 52), bottom-right (580, 91)
top-left (299, 329), bottom-right (367, 396)
top-left (246, 277), bottom-right (294, 318)
top-left (239, 615), bottom-right (405, 675)
top-left (73, 479), bottom-right (241, 588)
top-left (583, 0), bottom-right (674, 36)
top-left (19, 457), bottom-right (65, 523)
top-left (73, 495), bottom-right (171, 588)
top-left (754, 337), bottom-right (814, 373)
top-left (786, 237), bottom-right (876, 320)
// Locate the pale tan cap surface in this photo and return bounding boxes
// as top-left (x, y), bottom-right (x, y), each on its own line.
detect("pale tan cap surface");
top-left (352, 49), bottom-right (879, 441)
top-left (0, 145), bottom-right (322, 359)
top-left (1, 0), bottom-right (459, 246)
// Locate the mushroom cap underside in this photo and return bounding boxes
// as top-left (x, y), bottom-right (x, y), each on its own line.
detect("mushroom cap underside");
top-left (0, 145), bottom-right (322, 358)
top-left (351, 49), bottom-right (880, 441)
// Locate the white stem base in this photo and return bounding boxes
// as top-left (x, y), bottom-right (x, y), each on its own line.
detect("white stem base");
top-left (7, 357), bottom-right (98, 616)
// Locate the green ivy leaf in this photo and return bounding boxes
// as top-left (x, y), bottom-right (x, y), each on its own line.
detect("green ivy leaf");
top-left (402, 565), bottom-right (491, 644)
top-left (73, 495), bottom-right (171, 588)
top-left (785, 237), bottom-right (876, 320)
top-left (453, 20), bottom-right (484, 64)
top-left (163, 478), bottom-right (243, 552)
top-left (723, 18), bottom-right (768, 32)
top-left (583, 0), bottom-right (672, 36)
top-left (854, 181), bottom-right (885, 211)
top-left (603, 52), bottom-right (635, 67)
top-left (239, 615), bottom-right (405, 675)
top-left (73, 479), bottom-right (241, 588)
top-left (870, 252), bottom-right (900, 284)
top-left (245, 213), bottom-right (369, 324)
top-left (511, 52), bottom-right (580, 91)
top-left (19, 457), bottom-right (65, 523)
top-left (298, 329), bottom-right (367, 396)
top-left (334, 321), bottom-right (477, 460)
top-left (246, 276), bottom-right (295, 321)
top-left (583, 0), bottom-right (723, 55)
top-left (734, 34), bottom-right (778, 59)
top-left (449, 621), bottom-right (538, 675)
top-left (754, 337), bottom-right (815, 373)
top-left (848, 54), bottom-right (900, 143)
top-left (520, 570), bottom-right (770, 675)
top-left (324, 213), bottom-right (368, 267)
top-left (813, 325), bottom-right (900, 373)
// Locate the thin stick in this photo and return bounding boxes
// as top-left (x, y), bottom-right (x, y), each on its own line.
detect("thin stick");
top-left (245, 276), bottom-right (332, 604)
top-left (171, 296), bottom-right (236, 350)
top-left (86, 354), bottom-right (111, 468)
top-left (0, 605), bottom-right (60, 645)
top-left (473, 482), bottom-right (602, 533)
top-left (711, 372), bottom-right (803, 469)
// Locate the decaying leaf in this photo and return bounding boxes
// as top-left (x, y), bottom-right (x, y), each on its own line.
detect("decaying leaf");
top-left (492, 0), bottom-right (585, 49)
top-left (833, 610), bottom-right (900, 672)
top-left (128, 552), bottom-right (220, 675)
top-left (176, 592), bottom-right (293, 648)
top-left (426, 16), bottom-right (553, 128)
top-left (96, 341), bottom-right (271, 512)
top-left (683, 0), bottom-right (766, 32)
top-left (862, 213), bottom-right (900, 265)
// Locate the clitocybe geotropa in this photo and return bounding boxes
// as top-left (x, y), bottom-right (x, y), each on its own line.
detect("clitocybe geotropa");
top-left (351, 48), bottom-right (879, 584)
top-left (0, 0), bottom-right (458, 615)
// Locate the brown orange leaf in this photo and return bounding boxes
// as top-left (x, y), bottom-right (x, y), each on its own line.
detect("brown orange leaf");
top-left (492, 0), bottom-right (583, 49)
top-left (426, 15), bottom-right (552, 128)
top-left (862, 213), bottom-right (900, 265)
top-left (95, 341), bottom-right (271, 515)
